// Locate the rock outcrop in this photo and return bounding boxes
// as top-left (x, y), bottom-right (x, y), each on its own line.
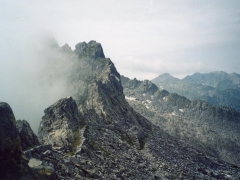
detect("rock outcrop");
top-left (0, 102), bottom-right (60, 179)
top-left (23, 144), bottom-right (59, 180)
top-left (38, 96), bottom-right (84, 153)
top-left (74, 40), bottom-right (105, 59)
top-left (16, 119), bottom-right (40, 150)
top-left (0, 102), bottom-right (29, 179)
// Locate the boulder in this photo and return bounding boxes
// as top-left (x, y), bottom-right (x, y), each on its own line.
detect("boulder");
top-left (30, 165), bottom-right (58, 180)
top-left (16, 119), bottom-right (40, 150)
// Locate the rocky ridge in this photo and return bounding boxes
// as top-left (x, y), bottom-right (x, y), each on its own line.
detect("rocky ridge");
top-left (122, 75), bottom-right (240, 167)
top-left (1, 40), bottom-right (240, 179)
top-left (36, 40), bottom-right (240, 178)
top-left (152, 72), bottom-right (240, 112)
top-left (184, 71), bottom-right (240, 87)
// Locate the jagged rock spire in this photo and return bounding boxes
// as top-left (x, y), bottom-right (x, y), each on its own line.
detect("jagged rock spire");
top-left (38, 96), bottom-right (84, 153)
top-left (74, 40), bottom-right (105, 59)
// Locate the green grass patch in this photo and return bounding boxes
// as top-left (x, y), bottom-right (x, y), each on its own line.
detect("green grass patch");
top-left (88, 140), bottom-right (112, 156)
top-left (65, 128), bottom-right (82, 156)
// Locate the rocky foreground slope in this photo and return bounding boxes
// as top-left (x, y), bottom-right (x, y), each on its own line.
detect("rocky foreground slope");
top-left (122, 76), bottom-right (240, 167)
top-left (1, 40), bottom-right (240, 179)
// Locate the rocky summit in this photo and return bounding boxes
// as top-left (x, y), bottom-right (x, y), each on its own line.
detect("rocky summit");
top-left (1, 40), bottom-right (240, 179)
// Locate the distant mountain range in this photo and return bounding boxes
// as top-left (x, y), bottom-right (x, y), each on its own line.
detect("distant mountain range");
top-left (121, 75), bottom-right (240, 166)
top-left (151, 71), bottom-right (240, 112)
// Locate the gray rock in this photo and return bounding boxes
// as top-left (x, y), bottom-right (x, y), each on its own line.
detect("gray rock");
top-left (28, 158), bottom-right (42, 167)
top-left (75, 40), bottom-right (105, 59)
top-left (16, 119), bottom-right (40, 150)
top-left (23, 144), bottom-right (52, 159)
top-left (30, 165), bottom-right (58, 180)
top-left (38, 96), bottom-right (84, 152)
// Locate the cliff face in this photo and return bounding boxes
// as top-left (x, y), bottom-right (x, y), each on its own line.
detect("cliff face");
top-left (63, 40), bottom-right (152, 134)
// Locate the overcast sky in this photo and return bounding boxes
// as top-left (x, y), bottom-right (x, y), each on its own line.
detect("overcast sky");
top-left (1, 0), bottom-right (240, 132)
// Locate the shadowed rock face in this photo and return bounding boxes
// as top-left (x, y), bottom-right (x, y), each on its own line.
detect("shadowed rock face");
top-left (38, 96), bottom-right (84, 153)
top-left (16, 120), bottom-right (40, 151)
top-left (0, 102), bottom-right (29, 179)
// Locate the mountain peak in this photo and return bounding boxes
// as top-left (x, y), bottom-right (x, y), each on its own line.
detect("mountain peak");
top-left (159, 73), bottom-right (172, 78)
top-left (74, 40), bottom-right (105, 59)
top-left (60, 43), bottom-right (72, 53)
top-left (152, 73), bottom-right (177, 81)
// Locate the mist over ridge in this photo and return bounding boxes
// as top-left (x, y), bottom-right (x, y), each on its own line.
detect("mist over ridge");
top-left (1, 1), bottom-right (240, 179)
top-left (0, 34), bottom-right (92, 132)
top-left (1, 33), bottom-right (240, 133)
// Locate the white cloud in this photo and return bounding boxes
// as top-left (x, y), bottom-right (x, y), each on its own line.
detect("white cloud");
top-left (115, 55), bottom-right (208, 80)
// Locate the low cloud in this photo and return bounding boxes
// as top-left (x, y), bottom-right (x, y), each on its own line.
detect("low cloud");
top-left (115, 54), bottom-right (208, 80)
top-left (0, 33), bottom-right (77, 133)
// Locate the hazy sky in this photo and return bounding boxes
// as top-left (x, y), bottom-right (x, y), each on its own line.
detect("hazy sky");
top-left (1, 0), bottom-right (240, 132)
